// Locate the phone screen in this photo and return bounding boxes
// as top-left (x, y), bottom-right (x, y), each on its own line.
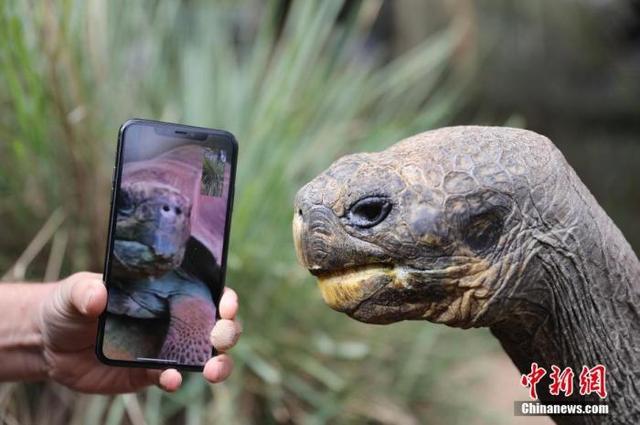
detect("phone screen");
top-left (97, 120), bottom-right (237, 369)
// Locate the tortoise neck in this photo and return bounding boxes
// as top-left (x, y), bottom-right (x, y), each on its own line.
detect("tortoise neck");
top-left (491, 187), bottom-right (640, 424)
top-left (158, 294), bottom-right (216, 365)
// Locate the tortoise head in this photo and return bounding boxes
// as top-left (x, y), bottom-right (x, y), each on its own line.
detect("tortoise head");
top-left (293, 126), bottom-right (570, 327)
top-left (113, 181), bottom-right (192, 279)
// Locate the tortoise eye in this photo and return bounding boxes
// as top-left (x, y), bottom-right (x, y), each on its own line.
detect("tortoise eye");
top-left (348, 196), bottom-right (392, 228)
top-left (118, 189), bottom-right (135, 215)
top-left (464, 211), bottom-right (502, 251)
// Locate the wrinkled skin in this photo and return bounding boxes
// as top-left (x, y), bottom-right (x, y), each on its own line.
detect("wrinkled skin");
top-left (294, 126), bottom-right (640, 424)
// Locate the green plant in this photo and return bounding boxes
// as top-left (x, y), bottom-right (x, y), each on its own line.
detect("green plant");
top-left (0, 1), bottom-right (496, 423)
top-left (201, 151), bottom-right (226, 197)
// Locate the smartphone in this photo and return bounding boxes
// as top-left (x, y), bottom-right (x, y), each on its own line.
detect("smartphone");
top-left (96, 119), bottom-right (237, 370)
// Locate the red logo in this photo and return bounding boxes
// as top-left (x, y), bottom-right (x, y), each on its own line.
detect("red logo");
top-left (549, 365), bottom-right (574, 397)
top-left (520, 362), bottom-right (547, 400)
top-left (579, 365), bottom-right (607, 399)
top-left (520, 363), bottom-right (607, 400)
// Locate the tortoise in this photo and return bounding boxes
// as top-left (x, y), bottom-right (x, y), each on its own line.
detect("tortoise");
top-left (104, 145), bottom-right (228, 365)
top-left (293, 126), bottom-right (640, 424)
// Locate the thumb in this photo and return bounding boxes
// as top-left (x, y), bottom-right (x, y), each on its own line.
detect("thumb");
top-left (53, 272), bottom-right (107, 321)
top-left (40, 272), bottom-right (108, 351)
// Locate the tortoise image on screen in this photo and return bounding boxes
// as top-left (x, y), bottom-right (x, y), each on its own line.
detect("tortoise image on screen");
top-left (293, 126), bottom-right (639, 424)
top-left (104, 145), bottom-right (224, 365)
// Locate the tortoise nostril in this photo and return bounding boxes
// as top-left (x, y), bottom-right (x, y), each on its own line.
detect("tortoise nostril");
top-left (298, 208), bottom-right (303, 217)
top-left (162, 205), bottom-right (171, 212)
top-left (175, 207), bottom-right (182, 215)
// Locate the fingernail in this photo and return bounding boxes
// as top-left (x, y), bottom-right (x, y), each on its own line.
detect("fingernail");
top-left (83, 289), bottom-right (95, 314)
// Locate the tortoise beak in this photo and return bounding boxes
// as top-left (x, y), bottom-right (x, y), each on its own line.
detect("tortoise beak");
top-left (292, 200), bottom-right (397, 316)
top-left (292, 210), bottom-right (308, 268)
top-left (291, 204), bottom-right (353, 272)
top-left (292, 209), bottom-right (325, 272)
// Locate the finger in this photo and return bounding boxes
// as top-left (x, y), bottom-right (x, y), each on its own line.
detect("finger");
top-left (210, 319), bottom-right (242, 352)
top-left (58, 272), bottom-right (107, 320)
top-left (148, 369), bottom-right (182, 392)
top-left (219, 287), bottom-right (238, 320)
top-left (203, 354), bottom-right (233, 383)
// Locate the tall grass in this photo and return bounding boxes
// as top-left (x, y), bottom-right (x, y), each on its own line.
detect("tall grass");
top-left (0, 1), bottom-right (498, 423)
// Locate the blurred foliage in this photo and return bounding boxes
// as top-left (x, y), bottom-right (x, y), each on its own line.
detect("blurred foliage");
top-left (201, 151), bottom-right (225, 197)
top-left (0, 0), bottom-right (638, 424)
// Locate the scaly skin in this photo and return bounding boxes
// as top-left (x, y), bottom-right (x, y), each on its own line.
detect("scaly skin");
top-left (159, 294), bottom-right (216, 364)
top-left (293, 126), bottom-right (640, 424)
top-left (105, 270), bottom-right (216, 364)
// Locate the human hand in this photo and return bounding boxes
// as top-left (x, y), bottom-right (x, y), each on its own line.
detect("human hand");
top-left (34, 272), bottom-right (241, 394)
